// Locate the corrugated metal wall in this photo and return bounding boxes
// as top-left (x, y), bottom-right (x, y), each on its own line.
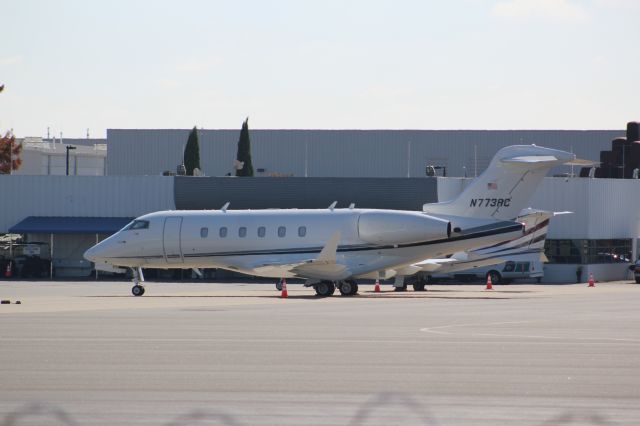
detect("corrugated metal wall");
top-left (107, 129), bottom-right (621, 177)
top-left (0, 175), bottom-right (174, 233)
top-left (435, 177), bottom-right (640, 240)
top-left (174, 177), bottom-right (438, 211)
top-left (538, 178), bottom-right (640, 239)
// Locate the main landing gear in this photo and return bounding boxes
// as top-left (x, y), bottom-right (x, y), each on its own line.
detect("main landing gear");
top-left (131, 267), bottom-right (145, 296)
top-left (312, 280), bottom-right (358, 297)
top-left (394, 276), bottom-right (429, 292)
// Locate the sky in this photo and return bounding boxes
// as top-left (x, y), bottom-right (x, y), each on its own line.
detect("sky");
top-left (1, 0), bottom-right (639, 138)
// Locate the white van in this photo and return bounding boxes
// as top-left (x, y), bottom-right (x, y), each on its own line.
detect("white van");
top-left (431, 260), bottom-right (544, 285)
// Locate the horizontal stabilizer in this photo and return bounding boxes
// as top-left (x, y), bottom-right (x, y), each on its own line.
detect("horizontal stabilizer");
top-left (565, 158), bottom-right (598, 166)
top-left (502, 155), bottom-right (560, 164)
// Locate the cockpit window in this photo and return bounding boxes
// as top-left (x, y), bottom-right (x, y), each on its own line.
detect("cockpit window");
top-left (124, 220), bottom-right (150, 231)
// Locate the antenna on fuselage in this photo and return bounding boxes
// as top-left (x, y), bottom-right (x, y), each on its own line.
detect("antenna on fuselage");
top-left (221, 202), bottom-right (230, 212)
top-left (328, 201), bottom-right (337, 211)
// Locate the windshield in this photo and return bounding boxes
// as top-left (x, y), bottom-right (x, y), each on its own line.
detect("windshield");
top-left (123, 220), bottom-right (150, 231)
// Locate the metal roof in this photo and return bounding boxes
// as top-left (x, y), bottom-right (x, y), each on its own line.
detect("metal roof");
top-left (9, 216), bottom-right (133, 234)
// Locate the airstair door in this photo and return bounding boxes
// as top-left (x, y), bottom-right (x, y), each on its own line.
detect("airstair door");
top-left (163, 217), bottom-right (183, 264)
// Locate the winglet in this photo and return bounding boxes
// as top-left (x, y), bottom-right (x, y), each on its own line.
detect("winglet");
top-left (316, 232), bottom-right (341, 263)
top-left (221, 202), bottom-right (230, 212)
top-left (328, 201), bottom-right (337, 211)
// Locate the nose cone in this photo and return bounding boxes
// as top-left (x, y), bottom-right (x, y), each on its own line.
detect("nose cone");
top-left (84, 245), bottom-right (98, 263)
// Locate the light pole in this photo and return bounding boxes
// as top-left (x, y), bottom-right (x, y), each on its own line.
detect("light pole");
top-left (66, 145), bottom-right (76, 175)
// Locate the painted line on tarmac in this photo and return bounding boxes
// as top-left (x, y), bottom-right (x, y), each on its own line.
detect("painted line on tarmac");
top-left (420, 321), bottom-right (640, 343)
top-left (420, 321), bottom-right (532, 335)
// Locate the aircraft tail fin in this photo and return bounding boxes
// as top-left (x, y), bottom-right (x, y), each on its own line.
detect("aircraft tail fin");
top-left (423, 145), bottom-right (577, 220)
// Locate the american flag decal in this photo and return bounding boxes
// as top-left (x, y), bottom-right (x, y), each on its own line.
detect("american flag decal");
top-left (487, 182), bottom-right (497, 190)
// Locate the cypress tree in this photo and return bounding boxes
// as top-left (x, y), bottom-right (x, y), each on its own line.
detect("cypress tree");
top-left (235, 118), bottom-right (254, 177)
top-left (184, 126), bottom-right (200, 176)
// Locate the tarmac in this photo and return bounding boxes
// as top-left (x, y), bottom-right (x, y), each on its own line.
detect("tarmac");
top-left (1, 280), bottom-right (639, 425)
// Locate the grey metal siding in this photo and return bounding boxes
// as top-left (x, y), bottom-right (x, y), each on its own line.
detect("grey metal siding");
top-left (174, 177), bottom-right (438, 211)
top-left (107, 129), bottom-right (621, 177)
top-left (0, 175), bottom-right (174, 233)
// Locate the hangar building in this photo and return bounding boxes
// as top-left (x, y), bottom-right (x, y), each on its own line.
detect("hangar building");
top-left (106, 129), bottom-right (619, 178)
top-left (1, 126), bottom-right (639, 283)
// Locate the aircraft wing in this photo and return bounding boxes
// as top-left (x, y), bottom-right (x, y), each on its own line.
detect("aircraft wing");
top-left (247, 259), bottom-right (351, 281)
top-left (244, 232), bottom-right (352, 280)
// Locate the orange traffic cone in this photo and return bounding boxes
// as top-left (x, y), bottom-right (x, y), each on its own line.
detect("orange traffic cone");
top-left (4, 261), bottom-right (12, 278)
top-left (281, 279), bottom-right (288, 298)
top-left (485, 274), bottom-right (493, 290)
top-left (374, 279), bottom-right (381, 293)
top-left (588, 273), bottom-right (595, 287)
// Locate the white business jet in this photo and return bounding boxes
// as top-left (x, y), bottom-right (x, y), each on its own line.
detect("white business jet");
top-left (84, 145), bottom-right (577, 297)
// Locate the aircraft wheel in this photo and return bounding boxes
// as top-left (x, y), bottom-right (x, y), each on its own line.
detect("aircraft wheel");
top-left (412, 281), bottom-right (426, 291)
top-left (339, 280), bottom-right (358, 296)
top-left (275, 280), bottom-right (283, 291)
top-left (487, 270), bottom-right (502, 285)
top-left (315, 281), bottom-right (335, 297)
top-left (394, 284), bottom-right (408, 292)
top-left (132, 285), bottom-right (145, 297)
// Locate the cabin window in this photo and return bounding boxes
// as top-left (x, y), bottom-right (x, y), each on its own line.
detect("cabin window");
top-left (200, 227), bottom-right (208, 238)
top-left (257, 226), bottom-right (266, 238)
top-left (278, 226), bottom-right (286, 238)
top-left (239, 227), bottom-right (247, 238)
top-left (298, 226), bottom-right (307, 237)
top-left (219, 227), bottom-right (228, 238)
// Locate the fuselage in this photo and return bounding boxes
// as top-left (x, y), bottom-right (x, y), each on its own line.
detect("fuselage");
top-left (85, 208), bottom-right (523, 280)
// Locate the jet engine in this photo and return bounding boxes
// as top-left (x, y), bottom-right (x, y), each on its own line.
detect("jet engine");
top-left (358, 211), bottom-right (451, 245)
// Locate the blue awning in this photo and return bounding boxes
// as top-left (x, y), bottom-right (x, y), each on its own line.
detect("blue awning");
top-left (9, 216), bottom-right (134, 234)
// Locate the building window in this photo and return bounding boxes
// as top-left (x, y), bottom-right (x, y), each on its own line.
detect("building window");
top-left (545, 239), bottom-right (632, 264)
top-left (200, 227), bottom-right (208, 238)
top-left (278, 226), bottom-right (286, 238)
top-left (219, 227), bottom-right (228, 238)
top-left (257, 226), bottom-right (266, 238)
top-left (298, 226), bottom-right (307, 237)
top-left (239, 227), bottom-right (247, 238)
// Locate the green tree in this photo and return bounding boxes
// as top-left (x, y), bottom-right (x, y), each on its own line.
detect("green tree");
top-left (184, 126), bottom-right (200, 176)
top-left (235, 118), bottom-right (254, 177)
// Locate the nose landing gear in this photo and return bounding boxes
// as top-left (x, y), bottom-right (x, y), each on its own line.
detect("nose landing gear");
top-left (131, 267), bottom-right (145, 296)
